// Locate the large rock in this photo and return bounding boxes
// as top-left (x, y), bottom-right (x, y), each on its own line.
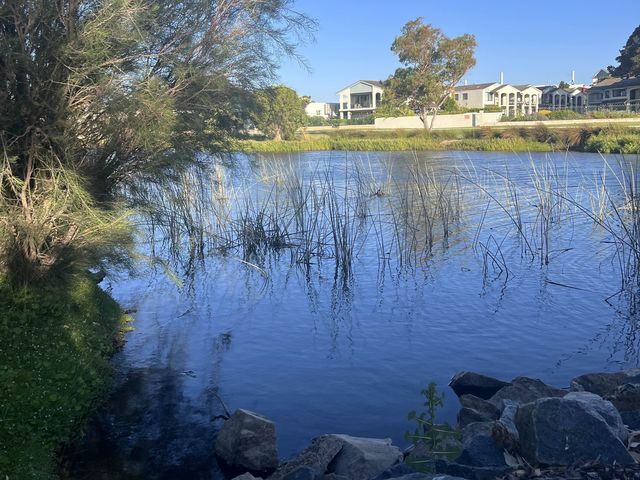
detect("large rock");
top-left (621, 410), bottom-right (640, 430)
top-left (435, 459), bottom-right (510, 480)
top-left (456, 422), bottom-right (506, 468)
top-left (385, 475), bottom-right (467, 480)
top-left (564, 392), bottom-right (628, 443)
top-left (232, 475), bottom-right (262, 480)
top-left (605, 383), bottom-right (640, 412)
top-left (281, 466), bottom-right (322, 480)
top-left (570, 370), bottom-right (640, 397)
top-left (449, 372), bottom-right (510, 400)
top-left (214, 409), bottom-right (279, 474)
top-left (372, 463), bottom-right (417, 480)
top-left (270, 435), bottom-right (344, 479)
top-left (491, 400), bottom-right (519, 452)
top-left (488, 376), bottom-right (565, 407)
top-left (327, 435), bottom-right (403, 480)
top-left (515, 395), bottom-right (634, 466)
top-left (457, 395), bottom-right (500, 429)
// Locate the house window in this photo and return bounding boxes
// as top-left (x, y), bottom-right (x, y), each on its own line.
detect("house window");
top-left (455, 94), bottom-right (459, 100)
top-left (486, 93), bottom-right (493, 101)
top-left (462, 93), bottom-right (468, 100)
top-left (605, 91), bottom-right (611, 99)
top-left (613, 89), bottom-right (626, 97)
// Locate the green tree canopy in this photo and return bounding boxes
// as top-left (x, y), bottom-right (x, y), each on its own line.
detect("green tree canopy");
top-left (609, 25), bottom-right (640, 78)
top-left (0, 0), bottom-right (314, 283)
top-left (253, 86), bottom-right (307, 140)
top-left (385, 18), bottom-right (476, 129)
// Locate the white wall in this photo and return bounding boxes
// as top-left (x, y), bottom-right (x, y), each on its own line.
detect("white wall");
top-left (374, 112), bottom-right (503, 129)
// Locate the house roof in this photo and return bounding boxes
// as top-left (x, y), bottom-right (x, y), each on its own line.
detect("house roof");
top-left (590, 76), bottom-right (640, 91)
top-left (512, 84), bottom-right (541, 92)
top-left (336, 80), bottom-right (384, 93)
top-left (455, 82), bottom-right (497, 91)
top-left (593, 69), bottom-right (610, 80)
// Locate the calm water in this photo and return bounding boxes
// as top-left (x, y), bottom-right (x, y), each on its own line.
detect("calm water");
top-left (69, 150), bottom-right (640, 479)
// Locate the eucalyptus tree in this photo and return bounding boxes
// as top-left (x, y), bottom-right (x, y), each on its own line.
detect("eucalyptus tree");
top-left (385, 18), bottom-right (476, 129)
top-left (0, 0), bottom-right (314, 282)
top-left (609, 25), bottom-right (640, 78)
top-left (253, 86), bottom-right (307, 140)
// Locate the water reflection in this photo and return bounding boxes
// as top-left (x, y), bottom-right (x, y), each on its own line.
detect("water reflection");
top-left (67, 151), bottom-right (640, 478)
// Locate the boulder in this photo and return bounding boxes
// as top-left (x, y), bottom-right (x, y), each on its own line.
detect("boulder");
top-left (386, 474), bottom-right (467, 480)
top-left (435, 459), bottom-right (510, 480)
top-left (570, 370), bottom-right (640, 397)
top-left (214, 409), bottom-right (279, 474)
top-left (457, 395), bottom-right (500, 429)
top-left (456, 422), bottom-right (506, 468)
top-left (564, 392), bottom-right (628, 443)
top-left (232, 475), bottom-right (262, 480)
top-left (327, 435), bottom-right (403, 480)
top-left (488, 376), bottom-right (565, 407)
top-left (282, 466), bottom-right (322, 480)
top-left (621, 410), bottom-right (640, 430)
top-left (449, 372), bottom-right (510, 400)
top-left (605, 383), bottom-right (640, 412)
top-left (269, 435), bottom-right (344, 479)
top-left (372, 463), bottom-right (417, 479)
top-left (491, 400), bottom-right (519, 452)
top-left (515, 396), bottom-right (634, 466)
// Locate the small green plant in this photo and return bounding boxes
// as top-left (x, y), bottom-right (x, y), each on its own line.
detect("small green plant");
top-left (405, 383), bottom-right (460, 472)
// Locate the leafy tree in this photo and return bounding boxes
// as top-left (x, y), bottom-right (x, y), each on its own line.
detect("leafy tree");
top-left (253, 86), bottom-right (307, 140)
top-left (0, 0), bottom-right (314, 283)
top-left (609, 25), bottom-right (640, 78)
top-left (386, 18), bottom-right (476, 129)
top-left (558, 81), bottom-right (571, 90)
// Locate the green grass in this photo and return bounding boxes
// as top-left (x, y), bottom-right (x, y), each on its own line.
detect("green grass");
top-left (585, 132), bottom-right (640, 153)
top-left (236, 136), bottom-right (555, 153)
top-left (0, 276), bottom-right (131, 479)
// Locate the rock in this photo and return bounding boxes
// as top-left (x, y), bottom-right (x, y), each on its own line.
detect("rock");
top-left (214, 409), bottom-right (278, 474)
top-left (270, 435), bottom-right (344, 479)
top-left (386, 474), bottom-right (467, 480)
top-left (449, 372), bottom-right (511, 400)
top-left (327, 435), bottom-right (403, 480)
top-left (456, 423), bottom-right (506, 468)
top-left (435, 459), bottom-right (510, 480)
top-left (372, 463), bottom-right (417, 479)
top-left (564, 392), bottom-right (628, 443)
top-left (621, 410), bottom-right (640, 429)
top-left (233, 475), bottom-right (262, 480)
top-left (605, 383), bottom-right (640, 412)
top-left (570, 370), bottom-right (640, 397)
top-left (515, 396), bottom-right (634, 466)
top-left (457, 395), bottom-right (500, 429)
top-left (282, 466), bottom-right (322, 480)
top-left (491, 400), bottom-right (519, 452)
top-left (488, 376), bottom-right (565, 407)
top-left (322, 475), bottom-right (349, 480)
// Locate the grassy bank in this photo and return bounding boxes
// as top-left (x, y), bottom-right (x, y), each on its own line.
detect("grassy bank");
top-left (236, 125), bottom-right (640, 154)
top-left (0, 276), bottom-right (130, 479)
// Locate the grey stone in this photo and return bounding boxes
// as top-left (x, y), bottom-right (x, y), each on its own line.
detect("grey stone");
top-left (491, 400), bottom-right (519, 452)
top-left (564, 392), bottom-right (628, 443)
top-left (232, 475), bottom-right (262, 480)
top-left (488, 377), bottom-right (565, 407)
top-left (387, 475), bottom-right (468, 480)
top-left (323, 475), bottom-right (349, 480)
top-left (621, 410), bottom-right (640, 429)
top-left (372, 463), bottom-right (417, 479)
top-left (214, 409), bottom-right (279, 474)
top-left (515, 396), bottom-right (634, 466)
top-left (605, 383), bottom-right (640, 412)
top-left (461, 422), bottom-right (493, 445)
top-left (327, 435), bottom-right (403, 480)
top-left (449, 372), bottom-right (511, 400)
top-left (270, 435), bottom-right (344, 479)
top-left (435, 459), bottom-right (510, 480)
top-left (457, 395), bottom-right (500, 429)
top-left (282, 466), bottom-right (322, 480)
top-left (454, 421), bottom-right (505, 468)
top-left (570, 370), bottom-right (640, 397)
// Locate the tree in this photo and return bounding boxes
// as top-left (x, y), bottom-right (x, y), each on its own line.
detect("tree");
top-left (558, 81), bottom-right (571, 90)
top-left (0, 0), bottom-right (315, 283)
top-left (253, 86), bottom-right (307, 140)
top-left (385, 18), bottom-right (476, 129)
top-left (609, 25), bottom-right (640, 78)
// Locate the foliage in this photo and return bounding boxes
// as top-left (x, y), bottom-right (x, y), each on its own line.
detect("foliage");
top-left (385, 18), bottom-right (476, 129)
top-left (585, 132), bottom-right (640, 154)
top-left (547, 109), bottom-right (583, 120)
top-left (440, 96), bottom-right (460, 113)
top-left (405, 383), bottom-right (460, 471)
top-left (0, 0), bottom-right (314, 283)
top-left (253, 86), bottom-right (308, 140)
top-left (609, 25), bottom-right (640, 78)
top-left (0, 276), bottom-right (130, 479)
top-left (375, 98), bottom-right (416, 118)
top-left (558, 81), bottom-right (571, 90)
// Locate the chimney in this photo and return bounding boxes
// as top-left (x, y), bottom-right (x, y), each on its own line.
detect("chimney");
top-left (464, 79), bottom-right (468, 86)
top-left (571, 70), bottom-right (576, 84)
top-left (500, 72), bottom-right (504, 85)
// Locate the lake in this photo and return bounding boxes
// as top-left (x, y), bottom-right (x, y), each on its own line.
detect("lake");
top-left (67, 150), bottom-right (640, 479)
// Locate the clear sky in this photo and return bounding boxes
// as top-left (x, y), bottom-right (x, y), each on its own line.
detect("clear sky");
top-left (277, 0), bottom-right (638, 102)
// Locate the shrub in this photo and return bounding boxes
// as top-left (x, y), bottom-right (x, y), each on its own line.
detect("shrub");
top-left (546, 110), bottom-right (583, 120)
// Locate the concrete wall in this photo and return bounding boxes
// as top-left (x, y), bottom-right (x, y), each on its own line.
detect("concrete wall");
top-left (374, 112), bottom-right (503, 129)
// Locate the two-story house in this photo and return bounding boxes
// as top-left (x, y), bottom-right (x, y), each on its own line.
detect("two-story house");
top-left (336, 80), bottom-right (384, 119)
top-left (454, 83), bottom-right (541, 116)
top-left (587, 77), bottom-right (640, 112)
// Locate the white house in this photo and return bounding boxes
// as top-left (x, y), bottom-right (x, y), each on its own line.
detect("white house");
top-left (305, 102), bottom-right (339, 119)
top-left (336, 80), bottom-right (384, 119)
top-left (539, 85), bottom-right (588, 112)
top-left (453, 82), bottom-right (541, 116)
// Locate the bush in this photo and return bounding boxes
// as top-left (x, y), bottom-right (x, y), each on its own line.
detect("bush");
top-left (546, 110), bottom-right (583, 120)
top-left (585, 132), bottom-right (640, 153)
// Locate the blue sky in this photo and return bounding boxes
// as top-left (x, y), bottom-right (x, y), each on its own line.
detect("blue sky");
top-left (278, 0), bottom-right (638, 102)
